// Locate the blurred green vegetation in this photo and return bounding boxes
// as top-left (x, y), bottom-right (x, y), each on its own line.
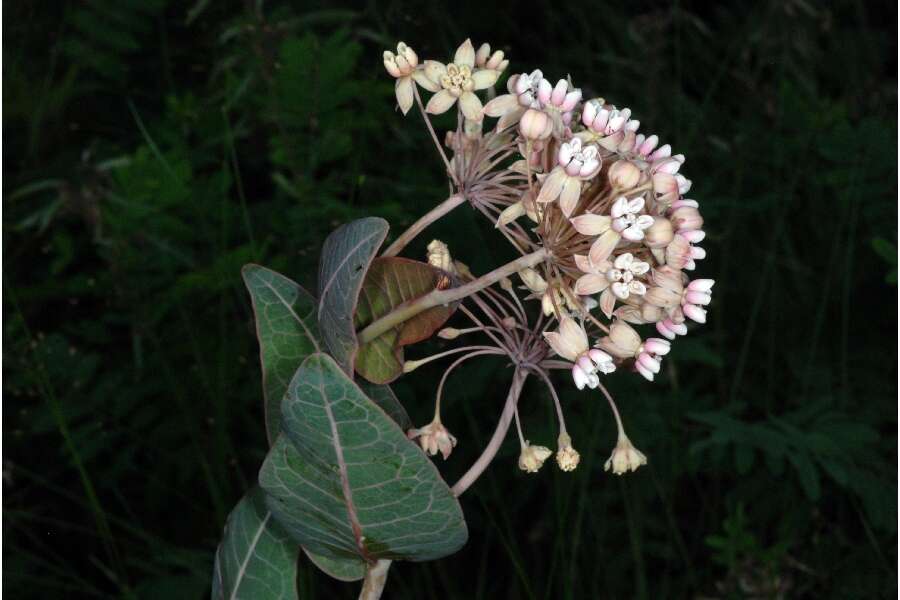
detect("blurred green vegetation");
top-left (3, 1), bottom-right (896, 598)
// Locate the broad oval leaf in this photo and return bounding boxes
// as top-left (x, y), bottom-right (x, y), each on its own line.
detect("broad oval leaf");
top-left (211, 487), bottom-right (299, 600)
top-left (317, 217), bottom-right (388, 374)
top-left (259, 353), bottom-right (467, 562)
top-left (242, 264), bottom-right (322, 445)
top-left (243, 263), bottom-right (410, 438)
top-left (354, 257), bottom-right (456, 384)
top-left (242, 263), bottom-right (408, 580)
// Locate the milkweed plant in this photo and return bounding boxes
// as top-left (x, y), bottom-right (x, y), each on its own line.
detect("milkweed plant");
top-left (212, 38), bottom-right (714, 600)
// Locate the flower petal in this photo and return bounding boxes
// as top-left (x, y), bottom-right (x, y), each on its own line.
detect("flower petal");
top-left (426, 89), bottom-right (457, 115)
top-left (395, 77), bottom-right (414, 115)
top-left (458, 91), bottom-right (484, 121)
top-left (589, 229), bottom-right (621, 265)
top-left (570, 214), bottom-right (611, 236)
top-left (574, 273), bottom-right (609, 295)
top-left (412, 69), bottom-right (441, 92)
top-left (536, 167), bottom-right (566, 204)
top-left (471, 69), bottom-right (500, 90)
top-left (424, 60), bottom-right (447, 85)
top-left (599, 288), bottom-right (616, 318)
top-left (558, 177), bottom-right (582, 217)
top-left (454, 39), bottom-right (475, 67)
top-left (483, 93), bottom-right (518, 117)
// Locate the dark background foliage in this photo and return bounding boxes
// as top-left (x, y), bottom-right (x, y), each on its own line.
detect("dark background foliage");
top-left (3, 1), bottom-right (897, 598)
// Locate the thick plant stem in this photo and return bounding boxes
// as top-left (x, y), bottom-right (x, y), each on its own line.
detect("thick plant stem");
top-left (382, 194), bottom-right (467, 257)
top-left (357, 248), bottom-right (548, 344)
top-left (452, 369), bottom-right (528, 496)
top-left (359, 560), bottom-right (391, 600)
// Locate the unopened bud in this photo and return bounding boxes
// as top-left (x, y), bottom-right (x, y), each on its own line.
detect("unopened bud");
top-left (501, 316), bottom-right (517, 329)
top-left (643, 216), bottom-right (675, 249)
top-left (608, 160), bottom-right (642, 190)
top-left (518, 268), bottom-right (547, 294)
top-left (519, 108), bottom-right (553, 141)
top-left (427, 240), bottom-right (455, 273)
top-left (497, 201), bottom-right (526, 227)
top-left (670, 206), bottom-right (704, 232)
top-left (500, 277), bottom-right (513, 291)
top-left (403, 359), bottom-right (424, 373)
top-left (437, 328), bottom-right (460, 340)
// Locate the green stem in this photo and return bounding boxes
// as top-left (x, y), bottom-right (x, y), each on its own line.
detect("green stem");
top-left (357, 248), bottom-right (548, 344)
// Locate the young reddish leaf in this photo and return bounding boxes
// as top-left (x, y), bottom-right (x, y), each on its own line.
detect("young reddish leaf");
top-left (354, 257), bottom-right (456, 384)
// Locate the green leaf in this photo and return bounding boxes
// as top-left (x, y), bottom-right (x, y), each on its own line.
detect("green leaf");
top-left (242, 264), bottom-right (322, 445)
top-left (259, 353), bottom-right (467, 562)
top-left (242, 263), bottom-right (411, 437)
top-left (354, 257), bottom-right (456, 384)
top-left (317, 217), bottom-right (389, 374)
top-left (211, 487), bottom-right (299, 600)
top-left (301, 548), bottom-right (365, 582)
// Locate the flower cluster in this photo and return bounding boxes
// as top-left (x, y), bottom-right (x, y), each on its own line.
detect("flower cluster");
top-left (383, 39), bottom-right (716, 476)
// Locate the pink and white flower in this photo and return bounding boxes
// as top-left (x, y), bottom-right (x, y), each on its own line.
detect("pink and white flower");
top-left (681, 278), bottom-right (714, 324)
top-left (543, 317), bottom-right (615, 390)
top-left (611, 196), bottom-right (654, 241)
top-left (536, 138), bottom-right (601, 217)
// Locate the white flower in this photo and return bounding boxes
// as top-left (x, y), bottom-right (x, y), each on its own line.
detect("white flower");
top-left (610, 196), bottom-right (654, 241)
top-left (474, 42), bottom-right (509, 73)
top-left (607, 253), bottom-right (650, 300)
top-left (604, 434), bottom-right (647, 475)
top-left (420, 39), bottom-right (500, 121)
top-left (383, 42), bottom-right (419, 115)
top-left (536, 138), bottom-right (602, 217)
top-left (518, 442), bottom-right (553, 473)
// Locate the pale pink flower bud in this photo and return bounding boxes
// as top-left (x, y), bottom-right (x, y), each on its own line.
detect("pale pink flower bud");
top-left (643, 216), bottom-right (675, 248)
top-left (608, 160), bottom-right (642, 189)
top-left (597, 320), bottom-right (642, 359)
top-left (670, 206), bottom-right (704, 232)
top-left (656, 318), bottom-right (688, 340)
top-left (437, 327), bottom-right (460, 339)
top-left (519, 108), bottom-right (553, 140)
top-left (665, 234), bottom-right (692, 270)
top-left (642, 338), bottom-right (671, 355)
top-left (680, 229), bottom-right (706, 243)
top-left (682, 303), bottom-right (707, 324)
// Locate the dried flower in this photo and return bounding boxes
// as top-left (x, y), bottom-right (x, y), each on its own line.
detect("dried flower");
top-left (518, 442), bottom-right (553, 473)
top-left (604, 434), bottom-right (647, 475)
top-left (408, 419), bottom-right (457, 460)
top-left (555, 433), bottom-right (580, 471)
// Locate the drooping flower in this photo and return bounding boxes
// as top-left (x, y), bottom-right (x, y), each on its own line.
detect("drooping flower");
top-left (681, 278), bottom-right (714, 324)
top-left (604, 433), bottom-right (647, 475)
top-left (421, 39), bottom-right (500, 121)
top-left (555, 432), bottom-right (580, 472)
top-left (383, 42), bottom-right (419, 115)
top-left (536, 138), bottom-right (601, 216)
top-left (518, 442), bottom-right (553, 473)
top-left (408, 419), bottom-right (457, 460)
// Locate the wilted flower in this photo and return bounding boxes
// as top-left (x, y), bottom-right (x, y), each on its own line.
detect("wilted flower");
top-left (604, 434), bottom-right (647, 475)
top-left (408, 419), bottom-right (457, 460)
top-left (518, 442), bottom-right (553, 473)
top-left (555, 433), bottom-right (580, 471)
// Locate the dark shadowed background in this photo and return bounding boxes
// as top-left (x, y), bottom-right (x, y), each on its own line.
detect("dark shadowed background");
top-left (4, 1), bottom-right (897, 598)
